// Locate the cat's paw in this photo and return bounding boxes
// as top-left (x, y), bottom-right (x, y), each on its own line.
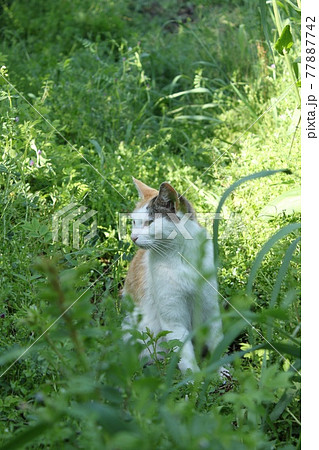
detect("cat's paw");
top-left (218, 366), bottom-right (232, 381)
top-left (178, 359), bottom-right (200, 374)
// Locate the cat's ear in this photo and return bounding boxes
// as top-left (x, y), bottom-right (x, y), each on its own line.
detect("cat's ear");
top-left (157, 182), bottom-right (180, 210)
top-left (132, 177), bottom-right (158, 199)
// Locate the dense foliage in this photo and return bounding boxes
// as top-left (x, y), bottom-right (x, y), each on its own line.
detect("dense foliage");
top-left (0, 1), bottom-right (300, 448)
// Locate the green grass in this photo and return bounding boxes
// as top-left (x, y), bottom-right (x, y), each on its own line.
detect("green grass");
top-left (0, 0), bottom-right (300, 448)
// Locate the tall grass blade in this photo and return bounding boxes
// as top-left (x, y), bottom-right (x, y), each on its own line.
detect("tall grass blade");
top-left (205, 340), bottom-right (299, 374)
top-left (213, 169), bottom-right (292, 265)
top-left (246, 223), bottom-right (301, 296)
top-left (259, 0), bottom-right (275, 64)
top-left (166, 87), bottom-right (211, 99)
top-left (269, 389), bottom-right (296, 421)
top-left (270, 236), bottom-right (301, 308)
top-left (229, 82), bottom-right (258, 118)
top-left (173, 115), bottom-right (220, 122)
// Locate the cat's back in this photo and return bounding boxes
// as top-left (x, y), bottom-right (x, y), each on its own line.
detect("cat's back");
top-left (123, 249), bottom-right (147, 303)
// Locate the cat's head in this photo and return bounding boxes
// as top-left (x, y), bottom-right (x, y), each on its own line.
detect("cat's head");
top-left (130, 178), bottom-right (196, 249)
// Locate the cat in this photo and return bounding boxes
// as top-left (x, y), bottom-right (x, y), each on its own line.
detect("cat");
top-left (122, 177), bottom-right (228, 376)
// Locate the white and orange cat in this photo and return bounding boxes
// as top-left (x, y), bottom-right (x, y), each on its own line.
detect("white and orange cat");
top-left (123, 178), bottom-right (227, 375)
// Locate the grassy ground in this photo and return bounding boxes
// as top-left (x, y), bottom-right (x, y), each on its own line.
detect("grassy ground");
top-left (0, 1), bottom-right (300, 448)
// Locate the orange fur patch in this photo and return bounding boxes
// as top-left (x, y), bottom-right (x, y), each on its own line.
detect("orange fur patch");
top-left (132, 177), bottom-right (158, 207)
top-left (124, 249), bottom-right (147, 303)
top-left (135, 193), bottom-right (157, 210)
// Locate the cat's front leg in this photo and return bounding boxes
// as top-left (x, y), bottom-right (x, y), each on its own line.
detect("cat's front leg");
top-left (178, 338), bottom-right (200, 373)
top-left (159, 319), bottom-right (199, 373)
top-left (201, 283), bottom-right (232, 379)
top-left (201, 281), bottom-right (224, 351)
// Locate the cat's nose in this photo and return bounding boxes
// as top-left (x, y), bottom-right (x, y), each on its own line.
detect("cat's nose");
top-left (131, 234), bottom-right (138, 243)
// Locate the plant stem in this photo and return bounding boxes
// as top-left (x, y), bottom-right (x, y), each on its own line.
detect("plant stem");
top-left (272, 0), bottom-right (301, 106)
top-left (46, 261), bottom-right (89, 371)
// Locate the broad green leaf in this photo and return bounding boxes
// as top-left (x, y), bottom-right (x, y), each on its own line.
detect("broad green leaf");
top-left (269, 389), bottom-right (296, 421)
top-left (0, 347), bottom-right (29, 366)
top-left (259, 187), bottom-right (300, 221)
top-left (209, 319), bottom-right (247, 363)
top-left (275, 24), bottom-right (294, 55)
top-left (89, 139), bottom-right (104, 164)
top-left (1, 420), bottom-right (58, 450)
top-left (81, 402), bottom-right (134, 434)
top-left (263, 342), bottom-right (300, 359)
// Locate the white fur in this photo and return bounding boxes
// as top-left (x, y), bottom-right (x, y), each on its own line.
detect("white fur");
top-left (123, 205), bottom-right (225, 374)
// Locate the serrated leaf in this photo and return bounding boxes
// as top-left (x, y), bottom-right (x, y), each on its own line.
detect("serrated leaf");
top-left (155, 330), bottom-right (172, 339)
top-left (275, 25), bottom-right (294, 55)
top-left (160, 339), bottom-right (182, 350)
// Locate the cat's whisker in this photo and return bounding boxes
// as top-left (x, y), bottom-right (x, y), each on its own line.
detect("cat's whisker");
top-left (153, 239), bottom-right (176, 253)
top-left (155, 239), bottom-right (179, 255)
top-left (139, 239), bottom-right (165, 257)
top-left (149, 242), bottom-right (167, 258)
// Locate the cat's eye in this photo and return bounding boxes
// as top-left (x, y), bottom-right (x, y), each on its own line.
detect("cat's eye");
top-left (144, 219), bottom-right (153, 227)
